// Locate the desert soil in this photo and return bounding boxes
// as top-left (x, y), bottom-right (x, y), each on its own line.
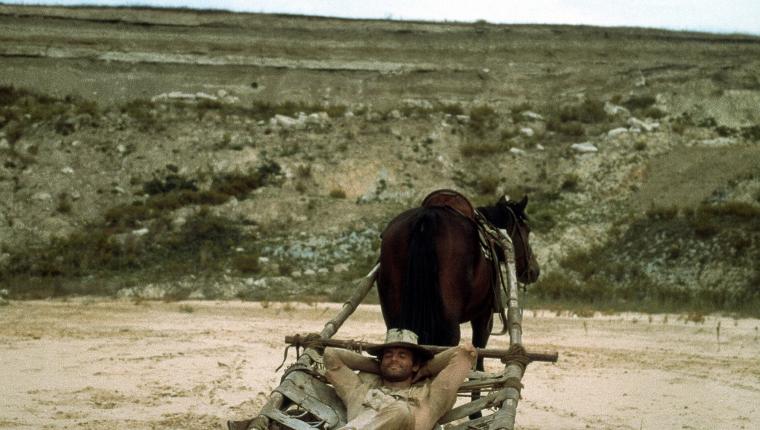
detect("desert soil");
top-left (1, 300), bottom-right (758, 430)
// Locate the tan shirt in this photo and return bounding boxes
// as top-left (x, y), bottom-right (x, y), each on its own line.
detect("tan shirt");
top-left (324, 345), bottom-right (476, 430)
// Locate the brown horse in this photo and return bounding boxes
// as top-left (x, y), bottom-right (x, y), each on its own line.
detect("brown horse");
top-left (377, 191), bottom-right (539, 368)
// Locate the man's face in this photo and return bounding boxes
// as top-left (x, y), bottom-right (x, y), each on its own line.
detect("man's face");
top-left (379, 347), bottom-right (419, 382)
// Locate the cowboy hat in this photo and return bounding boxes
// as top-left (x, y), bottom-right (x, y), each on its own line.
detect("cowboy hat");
top-left (366, 329), bottom-right (434, 361)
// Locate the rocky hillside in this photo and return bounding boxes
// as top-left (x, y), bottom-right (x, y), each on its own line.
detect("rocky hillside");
top-left (0, 5), bottom-right (759, 314)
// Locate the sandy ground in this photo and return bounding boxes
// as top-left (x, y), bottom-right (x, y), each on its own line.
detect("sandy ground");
top-left (1, 300), bottom-right (759, 430)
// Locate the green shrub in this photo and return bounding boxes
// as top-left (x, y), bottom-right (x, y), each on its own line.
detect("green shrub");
top-left (178, 304), bottom-right (195, 313)
top-left (295, 164), bottom-right (312, 179)
top-left (440, 103), bottom-right (464, 116)
top-left (469, 105), bottom-right (499, 136)
top-left (233, 253), bottom-right (261, 274)
top-left (56, 193), bottom-right (73, 214)
top-left (0, 85), bottom-right (28, 106)
top-left (623, 95), bottom-right (656, 111)
top-left (75, 99), bottom-right (99, 116)
top-left (546, 119), bottom-right (585, 137)
top-left (211, 161), bottom-right (282, 198)
top-left (329, 188), bottom-right (347, 199)
top-left (4, 121), bottom-right (25, 144)
top-left (173, 209), bottom-right (242, 253)
top-left (634, 140), bottom-right (648, 151)
top-left (104, 203), bottom-right (152, 228)
top-left (121, 99), bottom-right (161, 131)
top-left (699, 202), bottom-right (760, 218)
top-left (460, 142), bottom-right (503, 157)
top-left (475, 174), bottom-right (500, 195)
top-left (646, 205), bottom-right (678, 220)
top-left (560, 174), bottom-right (580, 192)
top-left (741, 125), bottom-right (760, 141)
top-left (642, 106), bottom-right (666, 119)
top-left (143, 174), bottom-right (198, 195)
top-left (559, 99), bottom-right (607, 124)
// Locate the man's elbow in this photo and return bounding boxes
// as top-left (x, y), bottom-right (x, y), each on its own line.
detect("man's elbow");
top-left (323, 347), bottom-right (342, 370)
top-left (456, 342), bottom-right (477, 364)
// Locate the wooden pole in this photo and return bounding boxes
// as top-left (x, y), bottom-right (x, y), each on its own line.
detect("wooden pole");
top-left (490, 231), bottom-right (524, 430)
top-left (246, 264), bottom-right (379, 430)
top-left (283, 335), bottom-right (558, 363)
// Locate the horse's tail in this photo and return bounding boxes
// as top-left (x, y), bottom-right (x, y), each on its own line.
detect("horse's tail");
top-left (401, 209), bottom-right (447, 345)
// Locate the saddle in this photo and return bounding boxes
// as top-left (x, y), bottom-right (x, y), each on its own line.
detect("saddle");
top-left (420, 190), bottom-right (509, 327)
top-left (421, 189), bottom-right (476, 221)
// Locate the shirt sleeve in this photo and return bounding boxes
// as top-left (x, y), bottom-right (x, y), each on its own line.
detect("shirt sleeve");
top-left (323, 347), bottom-right (379, 401)
top-left (426, 344), bottom-right (477, 416)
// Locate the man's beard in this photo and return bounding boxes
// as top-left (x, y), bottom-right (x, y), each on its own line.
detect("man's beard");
top-left (381, 365), bottom-right (413, 382)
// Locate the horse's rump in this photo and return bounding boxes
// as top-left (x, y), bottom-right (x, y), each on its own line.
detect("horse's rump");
top-left (378, 205), bottom-right (492, 345)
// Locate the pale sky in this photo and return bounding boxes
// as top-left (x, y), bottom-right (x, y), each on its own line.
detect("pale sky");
top-left (5, 0), bottom-right (760, 35)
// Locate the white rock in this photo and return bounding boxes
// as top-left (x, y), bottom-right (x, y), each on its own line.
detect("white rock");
top-left (303, 269), bottom-right (316, 276)
top-left (305, 112), bottom-right (329, 125)
top-left (172, 216), bottom-right (186, 229)
top-left (32, 192), bottom-right (52, 201)
top-left (291, 271), bottom-right (302, 278)
top-left (235, 247), bottom-right (245, 252)
top-left (627, 117), bottom-right (659, 132)
top-left (217, 89), bottom-right (228, 98)
top-left (0, 138), bottom-right (9, 150)
top-left (117, 144), bottom-right (127, 153)
top-left (403, 99), bottom-right (433, 110)
top-left (245, 278), bottom-right (255, 286)
top-left (604, 102), bottom-right (630, 116)
top-left (699, 137), bottom-right (735, 147)
top-left (344, 111), bottom-right (355, 118)
top-left (333, 263), bottom-right (350, 273)
top-left (71, 191), bottom-right (81, 201)
top-left (521, 111), bottom-right (544, 121)
top-left (271, 114), bottom-right (303, 129)
top-left (61, 166), bottom-right (74, 174)
top-left (113, 186), bottom-right (126, 194)
top-left (571, 142), bottom-right (598, 153)
top-left (317, 268), bottom-right (329, 274)
top-left (167, 91), bottom-right (195, 100)
top-left (388, 110), bottom-right (402, 119)
top-left (520, 127), bottom-right (534, 137)
top-left (455, 115), bottom-right (470, 123)
top-left (510, 147), bottom-right (527, 156)
top-left (535, 144), bottom-right (545, 151)
top-left (132, 228), bottom-right (149, 236)
top-left (607, 127), bottom-right (629, 137)
top-left (71, 140), bottom-right (81, 147)
top-left (258, 256), bottom-right (270, 264)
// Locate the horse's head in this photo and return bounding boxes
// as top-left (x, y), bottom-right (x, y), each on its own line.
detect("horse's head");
top-left (488, 195), bottom-right (540, 284)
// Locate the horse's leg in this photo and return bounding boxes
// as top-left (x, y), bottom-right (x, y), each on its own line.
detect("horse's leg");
top-left (468, 312), bottom-right (493, 419)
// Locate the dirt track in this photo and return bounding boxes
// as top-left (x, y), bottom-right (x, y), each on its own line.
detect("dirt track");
top-left (0, 300), bottom-right (759, 429)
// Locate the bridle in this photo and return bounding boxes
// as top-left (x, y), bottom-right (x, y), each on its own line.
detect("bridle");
top-left (502, 204), bottom-right (534, 281)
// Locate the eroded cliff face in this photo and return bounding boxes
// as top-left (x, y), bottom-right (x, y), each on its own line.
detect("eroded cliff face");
top-left (1, 5), bottom-right (759, 311)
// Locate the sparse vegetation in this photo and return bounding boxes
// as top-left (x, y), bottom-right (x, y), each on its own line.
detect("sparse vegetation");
top-left (528, 201), bottom-right (760, 315)
top-left (460, 141), bottom-right (503, 157)
top-left (329, 188), bottom-right (347, 199)
top-left (2, 10), bottom-right (760, 320)
top-left (468, 104), bottom-right (499, 136)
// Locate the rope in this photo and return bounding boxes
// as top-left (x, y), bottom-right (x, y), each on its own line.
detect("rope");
top-left (500, 344), bottom-right (532, 370)
top-left (280, 362), bottom-right (329, 384)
